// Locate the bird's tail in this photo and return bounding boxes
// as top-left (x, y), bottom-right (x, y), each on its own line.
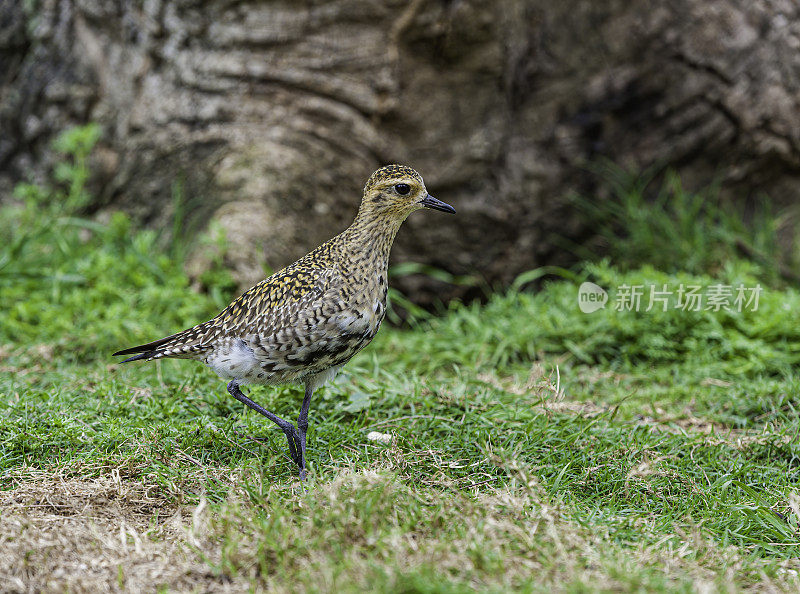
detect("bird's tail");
top-left (113, 324), bottom-right (211, 363)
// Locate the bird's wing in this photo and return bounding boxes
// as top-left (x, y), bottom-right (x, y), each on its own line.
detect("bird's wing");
top-left (114, 258), bottom-right (342, 362)
top-left (210, 264), bottom-right (343, 342)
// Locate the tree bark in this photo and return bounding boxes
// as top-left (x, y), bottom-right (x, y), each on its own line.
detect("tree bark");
top-left (2, 0), bottom-right (799, 300)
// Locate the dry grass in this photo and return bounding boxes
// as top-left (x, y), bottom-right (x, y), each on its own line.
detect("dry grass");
top-left (3, 460), bottom-right (800, 592)
top-left (0, 473), bottom-right (229, 593)
top-left (3, 369), bottom-right (800, 593)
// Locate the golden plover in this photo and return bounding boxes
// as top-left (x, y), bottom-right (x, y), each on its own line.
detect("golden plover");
top-left (114, 165), bottom-right (455, 479)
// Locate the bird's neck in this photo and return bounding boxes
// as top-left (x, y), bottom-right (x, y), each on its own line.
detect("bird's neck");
top-left (340, 209), bottom-right (405, 273)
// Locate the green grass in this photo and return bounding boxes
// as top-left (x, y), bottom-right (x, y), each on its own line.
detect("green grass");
top-left (569, 162), bottom-right (788, 283)
top-left (2, 127), bottom-right (800, 591)
top-left (5, 262), bottom-right (800, 591)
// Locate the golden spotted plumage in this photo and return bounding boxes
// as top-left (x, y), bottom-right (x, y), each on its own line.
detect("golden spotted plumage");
top-left (114, 164), bottom-right (455, 479)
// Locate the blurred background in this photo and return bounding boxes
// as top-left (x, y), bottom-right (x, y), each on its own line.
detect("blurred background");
top-left (5, 0), bottom-right (800, 306)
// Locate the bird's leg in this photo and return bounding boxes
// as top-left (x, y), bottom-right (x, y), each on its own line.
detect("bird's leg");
top-left (227, 380), bottom-right (302, 469)
top-left (296, 385), bottom-right (314, 480)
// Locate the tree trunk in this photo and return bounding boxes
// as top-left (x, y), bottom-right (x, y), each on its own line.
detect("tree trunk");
top-left (2, 0), bottom-right (799, 301)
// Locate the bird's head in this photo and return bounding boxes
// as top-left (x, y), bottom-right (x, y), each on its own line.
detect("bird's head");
top-left (360, 164), bottom-right (455, 221)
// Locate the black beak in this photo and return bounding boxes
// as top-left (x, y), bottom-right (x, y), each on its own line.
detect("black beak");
top-left (420, 194), bottom-right (456, 214)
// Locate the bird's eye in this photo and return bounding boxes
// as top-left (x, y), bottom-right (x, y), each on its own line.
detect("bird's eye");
top-left (394, 183), bottom-right (411, 195)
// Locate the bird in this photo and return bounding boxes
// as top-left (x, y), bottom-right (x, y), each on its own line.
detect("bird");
top-left (113, 164), bottom-right (455, 480)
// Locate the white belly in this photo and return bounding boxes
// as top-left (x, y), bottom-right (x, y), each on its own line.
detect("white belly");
top-left (206, 339), bottom-right (260, 382)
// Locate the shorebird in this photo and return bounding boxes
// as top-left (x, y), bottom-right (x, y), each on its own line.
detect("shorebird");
top-left (113, 164), bottom-right (455, 479)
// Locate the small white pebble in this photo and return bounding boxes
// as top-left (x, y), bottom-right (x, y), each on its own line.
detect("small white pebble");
top-left (366, 431), bottom-right (393, 444)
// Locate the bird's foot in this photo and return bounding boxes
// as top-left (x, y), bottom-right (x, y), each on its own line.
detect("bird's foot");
top-left (233, 425), bottom-right (306, 479)
top-left (233, 431), bottom-right (263, 442)
top-left (293, 439), bottom-right (308, 482)
top-left (296, 421), bottom-right (309, 481)
top-left (226, 381), bottom-right (310, 481)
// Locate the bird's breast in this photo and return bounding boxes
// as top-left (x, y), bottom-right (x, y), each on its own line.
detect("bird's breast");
top-left (333, 299), bottom-right (384, 341)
